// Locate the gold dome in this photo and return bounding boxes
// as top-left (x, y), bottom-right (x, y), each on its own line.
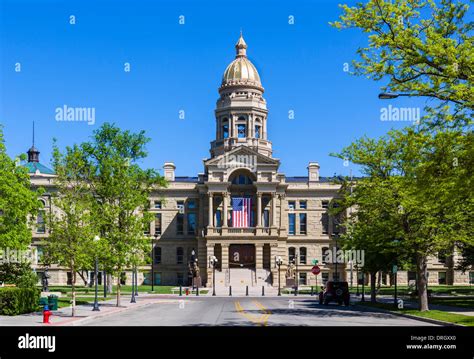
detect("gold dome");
top-left (221, 34), bottom-right (262, 90)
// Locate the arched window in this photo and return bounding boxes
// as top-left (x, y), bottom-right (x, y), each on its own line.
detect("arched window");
top-left (288, 247), bottom-right (296, 264)
top-left (222, 118), bottom-right (229, 139)
top-left (231, 174), bottom-right (253, 185)
top-left (237, 124), bottom-right (246, 138)
top-left (299, 247), bottom-right (307, 264)
top-left (255, 125), bottom-right (261, 139)
top-left (154, 247), bottom-right (161, 264)
top-left (176, 247), bottom-right (184, 264)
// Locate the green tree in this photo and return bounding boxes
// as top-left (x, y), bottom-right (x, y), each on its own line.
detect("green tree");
top-left (79, 123), bottom-right (166, 306)
top-left (44, 142), bottom-right (96, 316)
top-left (0, 126), bottom-right (42, 250)
top-left (333, 126), bottom-right (473, 311)
top-left (332, 0), bottom-right (473, 116)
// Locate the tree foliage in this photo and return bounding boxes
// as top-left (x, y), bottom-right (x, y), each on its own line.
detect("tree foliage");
top-left (0, 126), bottom-right (42, 250)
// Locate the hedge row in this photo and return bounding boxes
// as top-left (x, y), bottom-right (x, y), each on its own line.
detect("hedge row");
top-left (0, 287), bottom-right (40, 315)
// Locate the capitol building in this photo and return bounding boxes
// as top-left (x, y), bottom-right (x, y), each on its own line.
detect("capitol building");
top-left (27, 35), bottom-right (471, 290)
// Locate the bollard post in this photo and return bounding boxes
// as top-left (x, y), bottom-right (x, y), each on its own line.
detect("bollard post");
top-left (196, 284), bottom-right (199, 296)
top-left (179, 285), bottom-right (182, 296)
top-left (246, 286), bottom-right (249, 296)
top-left (311, 286), bottom-right (314, 296)
top-left (262, 285), bottom-right (265, 296)
top-left (229, 286), bottom-right (232, 296)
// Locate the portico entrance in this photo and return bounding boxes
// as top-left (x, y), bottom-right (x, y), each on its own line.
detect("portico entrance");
top-left (229, 244), bottom-right (255, 268)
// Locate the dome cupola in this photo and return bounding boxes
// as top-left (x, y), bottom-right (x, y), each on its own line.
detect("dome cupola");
top-left (221, 34), bottom-right (263, 91)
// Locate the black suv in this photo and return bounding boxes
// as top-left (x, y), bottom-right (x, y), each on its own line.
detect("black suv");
top-left (319, 281), bottom-right (350, 306)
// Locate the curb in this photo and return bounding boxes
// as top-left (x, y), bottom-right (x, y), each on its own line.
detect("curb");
top-left (355, 302), bottom-right (463, 327)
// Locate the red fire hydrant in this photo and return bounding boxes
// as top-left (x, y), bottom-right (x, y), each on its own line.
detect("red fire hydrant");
top-left (43, 305), bottom-right (52, 324)
top-left (185, 288), bottom-right (189, 296)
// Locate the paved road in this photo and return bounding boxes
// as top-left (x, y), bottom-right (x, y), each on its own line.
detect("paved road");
top-left (84, 297), bottom-right (436, 326)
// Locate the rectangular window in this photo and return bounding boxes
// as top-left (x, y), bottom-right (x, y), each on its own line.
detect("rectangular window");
top-left (216, 210), bottom-right (222, 228)
top-left (177, 273), bottom-right (184, 285)
top-left (288, 201), bottom-right (296, 210)
top-left (154, 273), bottom-right (162, 285)
top-left (154, 247), bottom-right (161, 264)
top-left (321, 213), bottom-right (329, 234)
top-left (299, 248), bottom-right (307, 264)
top-left (438, 272), bottom-right (447, 285)
top-left (36, 210), bottom-right (46, 234)
top-left (36, 246), bottom-right (44, 263)
top-left (322, 272), bottom-right (329, 285)
top-left (322, 200), bottom-right (329, 209)
top-left (176, 248), bottom-right (184, 264)
top-left (154, 200), bottom-right (162, 209)
top-left (288, 213), bottom-right (296, 235)
top-left (299, 201), bottom-right (307, 209)
top-left (263, 209), bottom-right (270, 228)
top-left (187, 200), bottom-right (196, 209)
top-left (176, 213), bottom-right (184, 235)
top-left (299, 273), bottom-right (307, 285)
top-left (187, 213), bottom-right (197, 235)
top-left (299, 213), bottom-right (307, 235)
top-left (154, 213), bottom-right (161, 235)
top-left (223, 124), bottom-right (229, 139)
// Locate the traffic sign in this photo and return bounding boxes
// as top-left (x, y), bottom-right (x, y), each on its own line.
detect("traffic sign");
top-left (311, 259), bottom-right (319, 265)
top-left (311, 265), bottom-right (321, 275)
top-left (392, 265), bottom-right (398, 274)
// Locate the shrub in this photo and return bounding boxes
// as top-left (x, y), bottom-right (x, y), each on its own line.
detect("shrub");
top-left (0, 287), bottom-right (40, 315)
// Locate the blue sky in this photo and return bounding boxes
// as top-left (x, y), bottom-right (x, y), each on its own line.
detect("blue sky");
top-left (0, 0), bottom-right (427, 177)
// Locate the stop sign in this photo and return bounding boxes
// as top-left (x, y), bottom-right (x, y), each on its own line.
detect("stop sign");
top-left (311, 265), bottom-right (320, 275)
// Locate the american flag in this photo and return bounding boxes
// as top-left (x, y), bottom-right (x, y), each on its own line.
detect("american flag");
top-left (232, 197), bottom-right (252, 227)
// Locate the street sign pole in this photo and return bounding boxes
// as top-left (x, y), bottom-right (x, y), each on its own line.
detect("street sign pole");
top-left (393, 264), bottom-right (398, 308)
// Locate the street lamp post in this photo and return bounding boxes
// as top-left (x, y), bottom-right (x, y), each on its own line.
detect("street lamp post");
top-left (209, 255), bottom-right (218, 296)
top-left (349, 260), bottom-right (353, 290)
top-left (130, 266), bottom-right (136, 304)
top-left (92, 236), bottom-right (100, 311)
top-left (152, 234), bottom-right (158, 292)
top-left (295, 250), bottom-right (299, 296)
top-left (356, 265), bottom-right (360, 296)
top-left (275, 256), bottom-right (283, 296)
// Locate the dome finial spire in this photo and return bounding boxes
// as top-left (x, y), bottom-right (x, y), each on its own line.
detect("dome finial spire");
top-left (235, 31), bottom-right (247, 58)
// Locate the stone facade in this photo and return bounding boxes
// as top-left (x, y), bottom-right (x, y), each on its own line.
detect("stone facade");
top-left (27, 35), bottom-right (472, 288)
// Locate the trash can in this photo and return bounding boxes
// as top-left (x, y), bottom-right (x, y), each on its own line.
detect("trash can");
top-left (47, 295), bottom-right (58, 310)
top-left (39, 297), bottom-right (48, 307)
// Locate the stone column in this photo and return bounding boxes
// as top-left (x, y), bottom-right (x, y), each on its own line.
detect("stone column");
top-left (208, 192), bottom-right (213, 228)
top-left (206, 243), bottom-right (215, 287)
top-left (271, 192), bottom-right (277, 227)
top-left (223, 192), bottom-right (228, 227)
top-left (255, 244), bottom-right (264, 270)
top-left (256, 192), bottom-right (262, 227)
top-left (221, 243), bottom-right (229, 269)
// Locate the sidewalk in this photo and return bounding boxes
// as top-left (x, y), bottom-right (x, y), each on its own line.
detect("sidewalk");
top-left (0, 294), bottom-right (178, 326)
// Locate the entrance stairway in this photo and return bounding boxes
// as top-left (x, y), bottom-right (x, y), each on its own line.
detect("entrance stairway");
top-left (213, 268), bottom-right (277, 296)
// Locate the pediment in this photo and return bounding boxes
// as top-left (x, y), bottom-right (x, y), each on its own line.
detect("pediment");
top-left (205, 146), bottom-right (279, 167)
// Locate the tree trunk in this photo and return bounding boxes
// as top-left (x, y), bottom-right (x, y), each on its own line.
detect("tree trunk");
top-left (107, 273), bottom-right (113, 294)
top-left (71, 267), bottom-right (76, 317)
top-left (370, 271), bottom-right (377, 303)
top-left (377, 271), bottom-right (382, 290)
top-left (416, 254), bottom-right (429, 311)
top-left (116, 276), bottom-right (121, 307)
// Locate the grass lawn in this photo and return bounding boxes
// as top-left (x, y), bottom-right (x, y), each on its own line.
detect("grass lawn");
top-left (428, 297), bottom-right (474, 309)
top-left (357, 301), bottom-right (474, 326)
top-left (43, 285), bottom-right (176, 295)
top-left (56, 297), bottom-right (106, 309)
top-left (350, 285), bottom-right (474, 296)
